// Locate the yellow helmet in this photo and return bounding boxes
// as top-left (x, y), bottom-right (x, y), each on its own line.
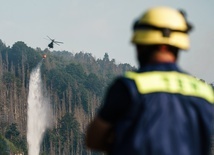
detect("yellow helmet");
top-left (131, 6), bottom-right (193, 50)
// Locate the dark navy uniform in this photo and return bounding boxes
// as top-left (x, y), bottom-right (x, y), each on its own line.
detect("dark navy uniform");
top-left (98, 63), bottom-right (214, 155)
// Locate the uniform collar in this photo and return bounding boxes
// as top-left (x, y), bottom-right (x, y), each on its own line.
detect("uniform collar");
top-left (138, 63), bottom-right (183, 73)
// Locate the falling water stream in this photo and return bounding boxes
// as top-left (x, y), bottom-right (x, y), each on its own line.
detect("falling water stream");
top-left (27, 61), bottom-right (52, 155)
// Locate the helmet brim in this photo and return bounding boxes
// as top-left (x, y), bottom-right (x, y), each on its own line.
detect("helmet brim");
top-left (131, 30), bottom-right (190, 50)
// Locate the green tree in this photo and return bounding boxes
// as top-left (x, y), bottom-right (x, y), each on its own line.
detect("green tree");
top-left (84, 73), bottom-right (103, 96)
top-left (0, 134), bottom-right (10, 155)
top-left (65, 63), bottom-right (86, 83)
top-left (46, 68), bottom-right (70, 99)
top-left (5, 123), bottom-right (20, 140)
top-left (59, 113), bottom-right (80, 154)
top-left (103, 53), bottom-right (109, 62)
top-left (5, 123), bottom-right (27, 153)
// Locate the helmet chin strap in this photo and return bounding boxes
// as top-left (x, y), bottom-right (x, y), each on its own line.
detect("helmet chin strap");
top-left (178, 9), bottom-right (193, 32)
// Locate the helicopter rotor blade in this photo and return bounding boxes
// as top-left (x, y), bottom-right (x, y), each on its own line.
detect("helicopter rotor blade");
top-left (54, 41), bottom-right (63, 45)
top-left (54, 42), bottom-right (61, 46)
top-left (47, 36), bottom-right (53, 41)
top-left (54, 41), bottom-right (63, 44)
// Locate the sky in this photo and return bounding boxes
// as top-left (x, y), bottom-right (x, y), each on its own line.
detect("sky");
top-left (1, 0), bottom-right (214, 82)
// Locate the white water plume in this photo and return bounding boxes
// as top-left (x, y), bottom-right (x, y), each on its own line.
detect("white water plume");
top-left (27, 61), bottom-right (52, 155)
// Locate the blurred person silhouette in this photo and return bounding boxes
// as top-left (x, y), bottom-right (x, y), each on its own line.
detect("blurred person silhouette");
top-left (86, 6), bottom-right (214, 155)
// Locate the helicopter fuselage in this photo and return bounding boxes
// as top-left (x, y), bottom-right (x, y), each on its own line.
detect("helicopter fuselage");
top-left (48, 42), bottom-right (54, 48)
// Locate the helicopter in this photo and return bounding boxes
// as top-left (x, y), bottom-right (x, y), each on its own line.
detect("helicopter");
top-left (46, 36), bottom-right (63, 49)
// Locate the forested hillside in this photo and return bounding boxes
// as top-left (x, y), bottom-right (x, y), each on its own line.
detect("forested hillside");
top-left (0, 40), bottom-right (135, 154)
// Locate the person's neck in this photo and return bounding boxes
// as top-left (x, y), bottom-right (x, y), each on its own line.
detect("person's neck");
top-left (151, 51), bottom-right (176, 63)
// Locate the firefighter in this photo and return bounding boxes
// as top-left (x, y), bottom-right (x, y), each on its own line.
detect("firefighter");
top-left (86, 6), bottom-right (214, 155)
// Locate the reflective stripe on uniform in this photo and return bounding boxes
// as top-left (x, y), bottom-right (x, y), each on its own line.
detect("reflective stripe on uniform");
top-left (125, 71), bottom-right (214, 103)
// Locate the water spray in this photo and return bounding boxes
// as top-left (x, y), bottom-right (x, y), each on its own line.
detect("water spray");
top-left (27, 60), bottom-right (52, 155)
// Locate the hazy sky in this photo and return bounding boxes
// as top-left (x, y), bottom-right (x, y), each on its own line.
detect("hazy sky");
top-left (1, 0), bottom-right (214, 82)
